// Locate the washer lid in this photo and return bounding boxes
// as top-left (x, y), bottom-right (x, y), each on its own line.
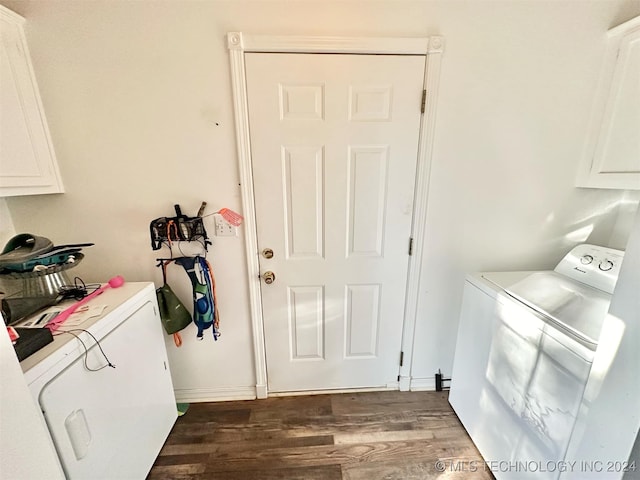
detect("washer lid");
top-left (505, 271), bottom-right (611, 348)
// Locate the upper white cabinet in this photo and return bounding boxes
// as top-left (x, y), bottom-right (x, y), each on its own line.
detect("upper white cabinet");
top-left (577, 16), bottom-right (640, 190)
top-left (0, 5), bottom-right (64, 197)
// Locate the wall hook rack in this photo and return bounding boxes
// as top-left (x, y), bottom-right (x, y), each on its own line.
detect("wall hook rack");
top-left (149, 202), bottom-right (211, 251)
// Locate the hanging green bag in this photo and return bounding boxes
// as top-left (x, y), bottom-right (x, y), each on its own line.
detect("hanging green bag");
top-left (156, 261), bottom-right (192, 347)
top-left (156, 283), bottom-right (192, 335)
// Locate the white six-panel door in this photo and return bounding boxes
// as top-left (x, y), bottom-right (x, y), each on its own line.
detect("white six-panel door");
top-left (246, 53), bottom-right (425, 392)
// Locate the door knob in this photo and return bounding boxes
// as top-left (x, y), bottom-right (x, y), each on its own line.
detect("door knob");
top-left (262, 248), bottom-right (274, 259)
top-left (262, 271), bottom-right (276, 284)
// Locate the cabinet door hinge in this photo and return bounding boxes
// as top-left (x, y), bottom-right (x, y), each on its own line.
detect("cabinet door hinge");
top-left (408, 237), bottom-right (414, 256)
top-left (421, 90), bottom-right (427, 114)
top-left (400, 351), bottom-right (404, 367)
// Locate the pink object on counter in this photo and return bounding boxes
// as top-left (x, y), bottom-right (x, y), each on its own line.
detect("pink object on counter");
top-left (47, 276), bottom-right (125, 331)
top-left (7, 326), bottom-right (19, 343)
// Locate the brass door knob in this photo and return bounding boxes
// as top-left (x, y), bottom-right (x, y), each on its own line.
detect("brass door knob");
top-left (262, 271), bottom-right (276, 284)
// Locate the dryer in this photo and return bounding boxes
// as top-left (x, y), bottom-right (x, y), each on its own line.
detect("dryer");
top-left (449, 244), bottom-right (625, 480)
top-left (21, 283), bottom-right (177, 479)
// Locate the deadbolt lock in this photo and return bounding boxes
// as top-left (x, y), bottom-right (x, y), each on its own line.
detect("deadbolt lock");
top-left (262, 248), bottom-right (274, 259)
top-left (262, 271), bottom-right (276, 284)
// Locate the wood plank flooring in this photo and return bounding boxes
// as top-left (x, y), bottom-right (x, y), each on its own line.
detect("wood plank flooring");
top-left (148, 390), bottom-right (494, 480)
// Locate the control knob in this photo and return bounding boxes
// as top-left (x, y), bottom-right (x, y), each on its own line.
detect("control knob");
top-left (580, 255), bottom-right (594, 265)
top-left (599, 260), bottom-right (614, 272)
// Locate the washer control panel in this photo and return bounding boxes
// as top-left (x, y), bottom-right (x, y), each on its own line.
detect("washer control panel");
top-left (554, 244), bottom-right (625, 294)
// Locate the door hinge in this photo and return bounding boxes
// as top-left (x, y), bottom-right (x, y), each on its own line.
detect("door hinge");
top-left (400, 351), bottom-right (404, 367)
top-left (421, 90), bottom-right (427, 114)
top-left (408, 237), bottom-right (413, 256)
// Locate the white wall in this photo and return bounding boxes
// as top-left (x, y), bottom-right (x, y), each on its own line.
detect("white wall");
top-left (1, 0), bottom-right (639, 397)
top-left (409, 0), bottom-right (640, 384)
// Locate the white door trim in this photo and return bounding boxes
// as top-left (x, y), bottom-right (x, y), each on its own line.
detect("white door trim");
top-left (227, 32), bottom-right (444, 398)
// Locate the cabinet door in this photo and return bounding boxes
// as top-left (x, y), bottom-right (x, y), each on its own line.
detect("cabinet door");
top-left (577, 17), bottom-right (640, 190)
top-left (0, 7), bottom-right (64, 196)
top-left (38, 300), bottom-right (177, 479)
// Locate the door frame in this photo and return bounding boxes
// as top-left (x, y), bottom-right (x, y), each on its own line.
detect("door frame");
top-left (227, 32), bottom-right (444, 399)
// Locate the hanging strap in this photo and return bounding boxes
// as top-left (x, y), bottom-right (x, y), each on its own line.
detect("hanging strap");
top-left (161, 260), bottom-right (170, 285)
top-left (204, 258), bottom-right (220, 334)
top-left (196, 256), bottom-right (219, 340)
top-left (166, 220), bottom-right (179, 247)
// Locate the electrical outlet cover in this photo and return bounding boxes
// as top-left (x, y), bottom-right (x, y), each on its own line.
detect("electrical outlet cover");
top-left (214, 213), bottom-right (237, 237)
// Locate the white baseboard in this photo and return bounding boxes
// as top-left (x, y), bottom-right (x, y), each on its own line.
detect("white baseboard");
top-left (256, 383), bottom-right (268, 399)
top-left (174, 386), bottom-right (257, 403)
top-left (269, 385), bottom-right (398, 397)
top-left (410, 377), bottom-right (436, 391)
top-left (174, 381), bottom-right (435, 402)
top-left (399, 375), bottom-right (411, 391)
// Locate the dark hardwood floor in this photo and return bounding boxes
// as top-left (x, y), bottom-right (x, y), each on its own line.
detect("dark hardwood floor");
top-left (148, 390), bottom-right (494, 480)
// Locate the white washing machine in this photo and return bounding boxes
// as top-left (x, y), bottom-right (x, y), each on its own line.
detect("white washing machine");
top-left (449, 244), bottom-right (625, 480)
